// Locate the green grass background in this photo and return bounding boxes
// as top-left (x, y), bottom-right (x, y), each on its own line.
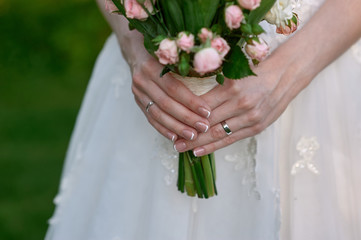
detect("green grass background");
top-left (0, 0), bottom-right (110, 239)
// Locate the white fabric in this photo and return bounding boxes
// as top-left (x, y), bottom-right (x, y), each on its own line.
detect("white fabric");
top-left (46, 1), bottom-right (361, 239)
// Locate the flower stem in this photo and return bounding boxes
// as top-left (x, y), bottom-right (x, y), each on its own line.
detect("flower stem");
top-left (177, 152), bottom-right (185, 193)
top-left (201, 155), bottom-right (215, 197)
top-left (183, 151), bottom-right (196, 197)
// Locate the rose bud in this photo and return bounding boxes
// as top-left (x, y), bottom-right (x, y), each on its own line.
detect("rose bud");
top-left (211, 37), bottom-right (230, 58)
top-left (198, 28), bottom-right (213, 43)
top-left (276, 13), bottom-right (299, 36)
top-left (245, 38), bottom-right (269, 62)
top-left (225, 5), bottom-right (244, 30)
top-left (176, 32), bottom-right (195, 53)
top-left (238, 0), bottom-right (261, 10)
top-left (105, 0), bottom-right (118, 13)
top-left (124, 0), bottom-right (154, 20)
top-left (155, 38), bottom-right (179, 65)
top-left (194, 48), bottom-right (222, 75)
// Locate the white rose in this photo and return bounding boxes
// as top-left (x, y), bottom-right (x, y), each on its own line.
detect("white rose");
top-left (264, 0), bottom-right (293, 27)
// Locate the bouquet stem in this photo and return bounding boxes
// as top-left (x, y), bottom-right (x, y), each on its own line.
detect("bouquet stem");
top-left (177, 151), bottom-right (217, 198)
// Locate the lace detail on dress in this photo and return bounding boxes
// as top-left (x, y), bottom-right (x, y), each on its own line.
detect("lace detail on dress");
top-left (351, 39), bottom-right (361, 64)
top-left (155, 136), bottom-right (178, 186)
top-left (224, 137), bottom-right (261, 200)
top-left (291, 137), bottom-right (320, 175)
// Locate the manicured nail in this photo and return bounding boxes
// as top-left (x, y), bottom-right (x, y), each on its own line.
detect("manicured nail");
top-left (198, 107), bottom-right (211, 119)
top-left (174, 142), bottom-right (187, 152)
top-left (195, 122), bottom-right (209, 133)
top-left (193, 148), bottom-right (205, 157)
top-left (182, 129), bottom-right (195, 140)
top-left (167, 133), bottom-right (177, 143)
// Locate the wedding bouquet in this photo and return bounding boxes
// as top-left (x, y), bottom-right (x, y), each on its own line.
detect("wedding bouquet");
top-left (107, 0), bottom-right (299, 198)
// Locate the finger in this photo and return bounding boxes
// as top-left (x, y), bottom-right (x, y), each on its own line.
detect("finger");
top-left (207, 99), bottom-right (252, 126)
top-left (192, 125), bottom-right (263, 156)
top-left (135, 98), bottom-right (178, 143)
top-left (201, 78), bottom-right (244, 110)
top-left (156, 73), bottom-right (212, 118)
top-left (191, 86), bottom-right (297, 156)
top-left (134, 77), bottom-right (210, 133)
top-left (173, 108), bottom-right (266, 152)
top-left (134, 88), bottom-right (199, 141)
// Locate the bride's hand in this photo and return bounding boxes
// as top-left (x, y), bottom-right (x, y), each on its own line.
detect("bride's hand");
top-left (173, 54), bottom-right (311, 156)
top-left (172, 0), bottom-right (361, 156)
top-left (130, 49), bottom-right (211, 142)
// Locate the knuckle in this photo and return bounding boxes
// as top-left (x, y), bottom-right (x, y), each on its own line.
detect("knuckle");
top-left (132, 73), bottom-right (143, 88)
top-left (223, 135), bottom-right (236, 145)
top-left (247, 109), bottom-right (262, 123)
top-left (252, 123), bottom-right (265, 135)
top-left (229, 81), bottom-right (241, 94)
top-left (165, 80), bottom-right (179, 95)
top-left (150, 108), bottom-right (161, 122)
top-left (237, 95), bottom-right (255, 110)
top-left (181, 114), bottom-right (192, 125)
top-left (159, 98), bottom-right (171, 112)
top-left (210, 126), bottom-right (225, 139)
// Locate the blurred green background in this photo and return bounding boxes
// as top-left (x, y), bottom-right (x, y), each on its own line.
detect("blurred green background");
top-left (0, 0), bottom-right (110, 239)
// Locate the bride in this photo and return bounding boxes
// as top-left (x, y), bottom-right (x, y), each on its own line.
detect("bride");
top-left (46, 0), bottom-right (361, 239)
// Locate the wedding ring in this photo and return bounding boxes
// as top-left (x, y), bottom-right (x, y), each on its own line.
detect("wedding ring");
top-left (145, 101), bottom-right (154, 112)
top-left (221, 121), bottom-right (232, 135)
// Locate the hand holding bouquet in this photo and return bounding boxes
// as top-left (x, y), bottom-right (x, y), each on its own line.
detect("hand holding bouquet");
top-left (107, 0), bottom-right (299, 198)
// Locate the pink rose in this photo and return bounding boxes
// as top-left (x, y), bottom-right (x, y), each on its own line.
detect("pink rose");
top-left (198, 28), bottom-right (213, 43)
top-left (238, 0), bottom-right (261, 10)
top-left (225, 5), bottom-right (244, 30)
top-left (193, 48), bottom-right (222, 75)
top-left (176, 32), bottom-right (194, 53)
top-left (245, 39), bottom-right (269, 62)
top-left (124, 0), bottom-right (154, 20)
top-left (105, 0), bottom-right (118, 13)
top-left (211, 37), bottom-right (230, 58)
top-left (155, 39), bottom-right (179, 65)
top-left (276, 14), bottom-right (299, 36)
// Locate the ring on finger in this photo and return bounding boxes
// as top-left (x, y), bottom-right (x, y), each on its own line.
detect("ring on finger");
top-left (221, 120), bottom-right (232, 135)
top-left (146, 101), bottom-right (155, 112)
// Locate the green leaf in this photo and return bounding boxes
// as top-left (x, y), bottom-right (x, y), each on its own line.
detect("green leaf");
top-left (160, 66), bottom-right (172, 77)
top-left (241, 23), bottom-right (253, 35)
top-left (216, 73), bottom-right (224, 85)
top-left (182, 0), bottom-right (220, 34)
top-left (152, 35), bottom-right (167, 45)
top-left (223, 46), bottom-right (256, 79)
top-left (252, 24), bottom-right (265, 35)
top-left (160, 0), bottom-right (185, 35)
top-left (248, 0), bottom-right (276, 25)
top-left (111, 0), bottom-right (167, 39)
top-left (178, 53), bottom-right (190, 76)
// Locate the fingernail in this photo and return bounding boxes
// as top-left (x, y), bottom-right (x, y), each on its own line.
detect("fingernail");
top-left (195, 122), bottom-right (209, 133)
top-left (182, 129), bottom-right (195, 141)
top-left (174, 142), bottom-right (187, 152)
top-left (198, 107), bottom-right (211, 119)
top-left (193, 148), bottom-right (205, 157)
top-left (167, 133), bottom-right (177, 143)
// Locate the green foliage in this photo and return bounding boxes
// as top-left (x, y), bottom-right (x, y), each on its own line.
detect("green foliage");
top-left (223, 46), bottom-right (256, 79)
top-left (159, 0), bottom-right (185, 35)
top-left (0, 0), bottom-right (110, 239)
top-left (248, 0), bottom-right (277, 25)
top-left (216, 73), bottom-right (225, 85)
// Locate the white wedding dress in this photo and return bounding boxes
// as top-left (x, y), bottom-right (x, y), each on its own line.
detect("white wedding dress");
top-left (45, 1), bottom-right (361, 239)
